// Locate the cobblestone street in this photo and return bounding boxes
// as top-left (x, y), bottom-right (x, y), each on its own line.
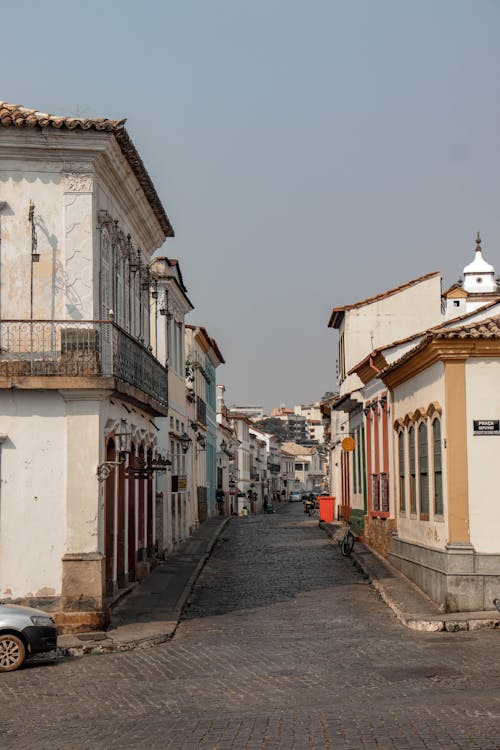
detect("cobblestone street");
top-left (2, 504), bottom-right (500, 749)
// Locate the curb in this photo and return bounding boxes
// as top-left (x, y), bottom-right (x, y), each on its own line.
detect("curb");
top-left (59, 517), bottom-right (231, 657)
top-left (318, 521), bottom-right (500, 633)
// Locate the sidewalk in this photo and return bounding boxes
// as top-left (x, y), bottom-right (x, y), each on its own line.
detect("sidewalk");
top-left (58, 516), bottom-right (230, 656)
top-left (319, 521), bottom-right (500, 633)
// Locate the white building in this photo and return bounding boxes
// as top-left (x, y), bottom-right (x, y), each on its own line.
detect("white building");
top-left (150, 257), bottom-right (194, 553)
top-left (0, 101), bottom-right (174, 631)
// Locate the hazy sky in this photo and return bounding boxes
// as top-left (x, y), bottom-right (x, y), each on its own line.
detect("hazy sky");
top-left (3, 1), bottom-right (500, 411)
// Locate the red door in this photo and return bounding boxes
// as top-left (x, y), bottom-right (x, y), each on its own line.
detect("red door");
top-left (117, 459), bottom-right (126, 586)
top-left (138, 445), bottom-right (145, 553)
top-left (128, 444), bottom-right (136, 580)
top-left (147, 448), bottom-right (153, 553)
top-left (105, 438), bottom-right (116, 593)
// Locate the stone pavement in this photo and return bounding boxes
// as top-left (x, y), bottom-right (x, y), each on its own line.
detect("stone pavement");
top-left (59, 508), bottom-right (500, 658)
top-left (3, 503), bottom-right (500, 749)
top-left (58, 514), bottom-right (230, 655)
top-left (320, 520), bottom-right (500, 632)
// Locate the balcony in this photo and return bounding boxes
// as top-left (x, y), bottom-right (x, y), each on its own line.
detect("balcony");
top-left (0, 320), bottom-right (168, 412)
top-left (196, 396), bottom-right (207, 426)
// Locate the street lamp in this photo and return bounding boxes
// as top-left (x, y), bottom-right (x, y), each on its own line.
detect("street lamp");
top-left (179, 432), bottom-right (192, 454)
top-left (96, 419), bottom-right (132, 482)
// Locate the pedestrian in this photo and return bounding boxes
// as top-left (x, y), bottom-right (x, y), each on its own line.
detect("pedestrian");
top-left (263, 495), bottom-right (268, 513)
top-left (216, 487), bottom-right (225, 516)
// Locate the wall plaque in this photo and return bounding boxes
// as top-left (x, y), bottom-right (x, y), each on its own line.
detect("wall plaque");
top-left (473, 420), bottom-right (500, 435)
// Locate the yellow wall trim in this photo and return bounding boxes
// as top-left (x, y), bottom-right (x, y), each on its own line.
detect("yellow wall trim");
top-left (444, 360), bottom-right (470, 544)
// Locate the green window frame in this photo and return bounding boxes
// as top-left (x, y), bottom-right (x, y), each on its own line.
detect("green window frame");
top-left (409, 426), bottom-right (416, 514)
top-left (398, 430), bottom-right (406, 512)
top-left (418, 422), bottom-right (429, 518)
top-left (433, 418), bottom-right (443, 515)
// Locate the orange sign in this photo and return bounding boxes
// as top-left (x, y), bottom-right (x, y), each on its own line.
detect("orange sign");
top-left (341, 436), bottom-right (355, 452)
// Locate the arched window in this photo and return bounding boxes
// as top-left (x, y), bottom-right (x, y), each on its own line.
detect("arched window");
top-left (398, 430), bottom-right (405, 512)
top-left (418, 422), bottom-right (429, 518)
top-left (101, 229), bottom-right (112, 318)
top-left (433, 419), bottom-right (443, 515)
top-left (409, 425), bottom-right (416, 514)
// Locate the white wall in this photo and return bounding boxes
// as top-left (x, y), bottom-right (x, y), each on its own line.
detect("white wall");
top-left (339, 274), bottom-right (442, 394)
top-left (466, 358), bottom-right (500, 553)
top-left (392, 361), bottom-right (448, 549)
top-left (0, 391), bottom-right (67, 598)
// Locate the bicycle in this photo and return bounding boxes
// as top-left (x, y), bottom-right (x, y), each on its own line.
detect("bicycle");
top-left (339, 519), bottom-right (355, 557)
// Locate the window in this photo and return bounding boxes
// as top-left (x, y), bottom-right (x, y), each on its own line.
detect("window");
top-left (409, 426), bottom-right (416, 514)
top-left (398, 431), bottom-right (406, 512)
top-left (433, 419), bottom-right (443, 515)
top-left (372, 474), bottom-right (380, 511)
top-left (453, 300), bottom-right (460, 307)
top-left (380, 473), bottom-right (389, 512)
top-left (418, 422), bottom-right (429, 518)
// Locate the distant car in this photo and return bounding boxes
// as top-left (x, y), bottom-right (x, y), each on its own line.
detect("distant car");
top-left (289, 491), bottom-right (303, 502)
top-left (0, 603), bottom-right (58, 672)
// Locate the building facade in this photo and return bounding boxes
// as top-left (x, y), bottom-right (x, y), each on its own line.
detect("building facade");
top-left (0, 102), bottom-right (174, 631)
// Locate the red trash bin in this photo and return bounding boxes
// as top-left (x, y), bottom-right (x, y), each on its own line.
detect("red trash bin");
top-left (318, 496), bottom-right (335, 522)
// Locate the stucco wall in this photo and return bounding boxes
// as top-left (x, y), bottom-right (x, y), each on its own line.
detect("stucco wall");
top-left (339, 274), bottom-right (442, 394)
top-left (466, 358), bottom-right (500, 553)
top-left (392, 360), bottom-right (448, 549)
top-left (0, 390), bottom-right (67, 600)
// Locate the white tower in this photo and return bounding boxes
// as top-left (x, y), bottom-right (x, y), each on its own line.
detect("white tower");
top-left (463, 232), bottom-right (497, 294)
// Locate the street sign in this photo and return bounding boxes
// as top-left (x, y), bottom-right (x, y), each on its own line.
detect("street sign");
top-left (473, 420), bottom-right (500, 435)
top-left (341, 436), bottom-right (356, 452)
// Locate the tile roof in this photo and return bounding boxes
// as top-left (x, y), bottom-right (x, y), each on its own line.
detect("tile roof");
top-left (433, 315), bottom-right (500, 340)
top-left (0, 101), bottom-right (174, 239)
top-left (381, 314), bottom-right (500, 376)
top-left (327, 270), bottom-right (441, 328)
top-left (281, 441), bottom-right (315, 455)
top-left (348, 299), bottom-right (500, 377)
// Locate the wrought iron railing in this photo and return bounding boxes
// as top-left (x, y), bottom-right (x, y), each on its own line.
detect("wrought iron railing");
top-left (0, 320), bottom-right (168, 407)
top-left (196, 396), bottom-right (207, 426)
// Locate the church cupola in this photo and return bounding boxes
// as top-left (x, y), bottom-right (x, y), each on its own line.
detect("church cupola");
top-left (463, 232), bottom-right (497, 294)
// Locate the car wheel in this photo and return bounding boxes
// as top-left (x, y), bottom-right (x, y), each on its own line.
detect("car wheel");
top-left (0, 633), bottom-right (26, 672)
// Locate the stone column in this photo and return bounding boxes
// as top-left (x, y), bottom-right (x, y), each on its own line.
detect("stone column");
top-left (59, 391), bottom-right (106, 633)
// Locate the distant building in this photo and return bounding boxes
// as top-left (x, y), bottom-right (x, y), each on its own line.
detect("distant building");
top-left (229, 405), bottom-right (264, 420)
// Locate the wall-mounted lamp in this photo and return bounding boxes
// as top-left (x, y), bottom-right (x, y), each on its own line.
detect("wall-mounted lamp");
top-left (179, 431), bottom-right (192, 453)
top-left (29, 201), bottom-right (40, 262)
top-left (159, 290), bottom-right (173, 318)
top-left (141, 268), bottom-right (151, 291)
top-left (127, 235), bottom-right (140, 273)
top-left (97, 419), bottom-right (132, 481)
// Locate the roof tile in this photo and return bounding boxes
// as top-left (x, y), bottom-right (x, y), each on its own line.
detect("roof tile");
top-left (0, 101), bottom-right (173, 238)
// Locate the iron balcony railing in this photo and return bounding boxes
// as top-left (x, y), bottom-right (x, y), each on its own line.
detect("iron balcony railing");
top-left (0, 320), bottom-right (168, 407)
top-left (196, 396), bottom-right (207, 426)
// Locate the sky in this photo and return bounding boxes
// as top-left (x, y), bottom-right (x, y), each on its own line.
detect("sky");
top-left (3, 0), bottom-right (500, 412)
